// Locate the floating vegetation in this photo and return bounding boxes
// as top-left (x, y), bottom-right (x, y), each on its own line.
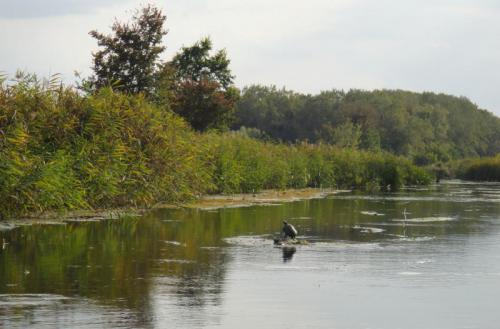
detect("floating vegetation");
top-left (351, 225), bottom-right (385, 234)
top-left (0, 223), bottom-right (16, 232)
top-left (273, 238), bottom-right (309, 246)
top-left (416, 259), bottom-right (434, 264)
top-left (0, 294), bottom-right (70, 307)
top-left (223, 235), bottom-right (270, 247)
top-left (162, 240), bottom-right (186, 247)
top-left (155, 259), bottom-right (195, 264)
top-left (64, 218), bottom-right (103, 223)
top-left (360, 211), bottom-right (385, 216)
top-left (393, 216), bottom-right (456, 223)
top-left (395, 236), bottom-right (436, 242)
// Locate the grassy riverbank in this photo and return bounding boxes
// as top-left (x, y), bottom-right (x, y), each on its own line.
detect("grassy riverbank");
top-left (0, 77), bottom-right (432, 219)
top-left (455, 156), bottom-right (500, 182)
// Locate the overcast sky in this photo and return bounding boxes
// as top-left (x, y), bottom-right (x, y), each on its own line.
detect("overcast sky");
top-left (1, 0), bottom-right (499, 116)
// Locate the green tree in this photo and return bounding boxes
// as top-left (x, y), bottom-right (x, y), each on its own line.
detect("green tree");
top-left (86, 5), bottom-right (167, 95)
top-left (167, 37), bottom-right (239, 131)
top-left (233, 86), bottom-right (500, 161)
top-left (320, 121), bottom-right (362, 149)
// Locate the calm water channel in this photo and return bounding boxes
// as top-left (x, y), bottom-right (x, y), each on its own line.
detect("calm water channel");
top-left (1, 180), bottom-right (500, 329)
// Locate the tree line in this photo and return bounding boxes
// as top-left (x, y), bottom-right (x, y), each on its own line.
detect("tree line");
top-left (233, 86), bottom-right (500, 164)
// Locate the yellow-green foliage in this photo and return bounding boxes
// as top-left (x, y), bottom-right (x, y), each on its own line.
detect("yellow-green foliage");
top-left (0, 76), bottom-right (88, 216)
top-left (201, 134), bottom-right (432, 194)
top-left (457, 156), bottom-right (500, 181)
top-left (0, 75), bottom-right (432, 219)
top-left (76, 88), bottom-right (210, 206)
top-left (203, 133), bottom-right (289, 193)
top-left (0, 75), bottom-right (210, 218)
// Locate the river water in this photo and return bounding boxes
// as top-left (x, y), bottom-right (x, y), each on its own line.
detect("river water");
top-left (1, 180), bottom-right (499, 329)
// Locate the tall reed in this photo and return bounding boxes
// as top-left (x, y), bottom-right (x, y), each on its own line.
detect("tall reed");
top-left (0, 75), bottom-right (433, 219)
top-left (457, 156), bottom-right (500, 181)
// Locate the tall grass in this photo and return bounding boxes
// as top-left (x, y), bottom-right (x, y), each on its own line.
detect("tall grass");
top-left (0, 75), bottom-right (432, 219)
top-left (456, 156), bottom-right (500, 181)
top-left (0, 74), bottom-right (210, 218)
top-left (203, 134), bottom-right (432, 193)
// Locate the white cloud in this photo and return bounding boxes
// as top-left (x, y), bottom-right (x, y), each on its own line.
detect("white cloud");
top-left (0, 0), bottom-right (135, 18)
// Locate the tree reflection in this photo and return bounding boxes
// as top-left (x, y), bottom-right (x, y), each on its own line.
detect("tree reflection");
top-left (0, 212), bottom-right (230, 326)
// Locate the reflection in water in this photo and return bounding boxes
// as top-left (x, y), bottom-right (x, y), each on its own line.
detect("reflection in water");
top-left (281, 247), bottom-right (296, 263)
top-left (0, 181), bottom-right (499, 328)
top-left (0, 212), bottom-right (230, 328)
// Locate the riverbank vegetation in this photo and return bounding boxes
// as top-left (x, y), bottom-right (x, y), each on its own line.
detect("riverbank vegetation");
top-left (1, 4), bottom-right (498, 219)
top-left (0, 75), bottom-right (431, 219)
top-left (454, 156), bottom-right (500, 182)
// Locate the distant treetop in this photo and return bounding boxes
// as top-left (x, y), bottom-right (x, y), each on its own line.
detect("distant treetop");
top-left (86, 5), bottom-right (167, 95)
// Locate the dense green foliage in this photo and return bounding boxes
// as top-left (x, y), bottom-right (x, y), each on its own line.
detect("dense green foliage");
top-left (455, 156), bottom-right (500, 182)
top-left (0, 74), bottom-right (210, 218)
top-left (85, 5), bottom-right (238, 133)
top-left (234, 86), bottom-right (500, 162)
top-left (167, 37), bottom-right (239, 131)
top-left (205, 133), bottom-right (432, 194)
top-left (86, 5), bottom-right (167, 95)
top-left (0, 75), bottom-right (431, 219)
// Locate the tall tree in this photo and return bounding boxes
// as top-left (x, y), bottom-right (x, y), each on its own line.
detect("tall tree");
top-left (167, 37), bottom-right (239, 131)
top-left (87, 5), bottom-right (167, 95)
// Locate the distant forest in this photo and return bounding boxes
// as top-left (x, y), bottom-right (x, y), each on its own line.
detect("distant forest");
top-left (233, 86), bottom-right (500, 164)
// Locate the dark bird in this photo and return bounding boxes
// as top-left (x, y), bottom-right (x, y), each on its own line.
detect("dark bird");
top-left (282, 220), bottom-right (298, 240)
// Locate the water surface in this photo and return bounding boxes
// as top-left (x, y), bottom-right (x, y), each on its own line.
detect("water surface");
top-left (1, 181), bottom-right (499, 328)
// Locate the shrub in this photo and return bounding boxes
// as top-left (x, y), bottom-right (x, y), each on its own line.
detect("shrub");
top-left (457, 156), bottom-right (500, 181)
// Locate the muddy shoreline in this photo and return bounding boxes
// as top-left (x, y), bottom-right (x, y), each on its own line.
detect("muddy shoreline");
top-left (0, 188), bottom-right (343, 231)
top-left (181, 188), bottom-right (341, 210)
